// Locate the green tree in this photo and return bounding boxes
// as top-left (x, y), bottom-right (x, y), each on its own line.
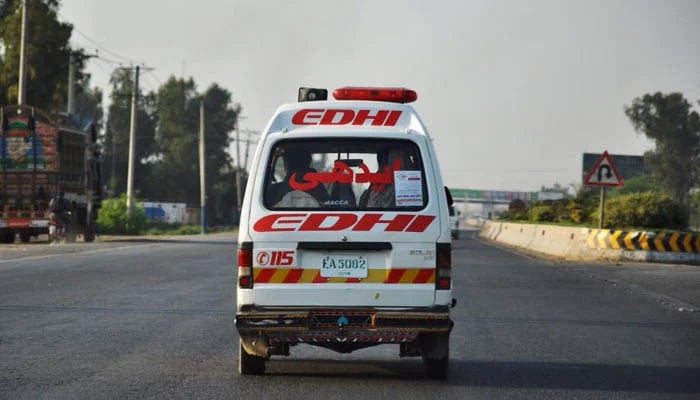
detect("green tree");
top-left (608, 174), bottom-right (661, 197)
top-left (0, 0), bottom-right (88, 110)
top-left (149, 77), bottom-right (241, 224)
top-left (73, 76), bottom-right (104, 128)
top-left (103, 68), bottom-right (157, 196)
top-left (624, 93), bottom-right (700, 207)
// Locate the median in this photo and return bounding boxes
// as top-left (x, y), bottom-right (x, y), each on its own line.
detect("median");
top-left (479, 220), bottom-right (700, 265)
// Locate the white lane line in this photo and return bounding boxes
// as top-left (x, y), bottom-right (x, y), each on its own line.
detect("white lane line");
top-left (0, 243), bottom-right (162, 266)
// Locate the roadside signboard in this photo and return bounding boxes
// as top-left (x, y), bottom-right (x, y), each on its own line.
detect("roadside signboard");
top-left (583, 151), bottom-right (624, 187)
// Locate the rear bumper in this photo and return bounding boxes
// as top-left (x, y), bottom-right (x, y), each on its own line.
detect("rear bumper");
top-left (236, 307), bottom-right (453, 344)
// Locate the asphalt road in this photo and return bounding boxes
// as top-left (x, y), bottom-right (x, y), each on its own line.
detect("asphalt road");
top-left (0, 231), bottom-right (698, 399)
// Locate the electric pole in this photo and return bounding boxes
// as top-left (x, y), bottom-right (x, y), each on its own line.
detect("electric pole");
top-left (235, 116), bottom-right (246, 224)
top-left (199, 100), bottom-right (206, 234)
top-left (67, 52), bottom-right (75, 114)
top-left (125, 65), bottom-right (139, 215)
top-left (17, 0), bottom-right (28, 106)
top-left (241, 129), bottom-right (259, 172)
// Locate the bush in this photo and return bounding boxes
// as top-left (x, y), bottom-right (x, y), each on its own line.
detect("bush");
top-left (97, 195), bottom-right (148, 234)
top-left (500, 198), bottom-right (528, 220)
top-left (528, 204), bottom-right (555, 222)
top-left (604, 191), bottom-right (688, 230)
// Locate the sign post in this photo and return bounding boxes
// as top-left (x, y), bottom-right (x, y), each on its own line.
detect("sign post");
top-left (583, 150), bottom-right (624, 229)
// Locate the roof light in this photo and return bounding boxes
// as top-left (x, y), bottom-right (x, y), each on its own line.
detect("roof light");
top-left (298, 87), bottom-right (328, 102)
top-left (332, 87), bottom-right (417, 103)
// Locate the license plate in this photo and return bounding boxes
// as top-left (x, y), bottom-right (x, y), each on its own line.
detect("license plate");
top-left (321, 254), bottom-right (368, 278)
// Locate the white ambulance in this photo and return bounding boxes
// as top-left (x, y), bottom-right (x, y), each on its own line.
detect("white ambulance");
top-left (235, 87), bottom-right (456, 379)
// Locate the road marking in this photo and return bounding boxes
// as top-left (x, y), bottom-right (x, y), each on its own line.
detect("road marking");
top-left (0, 243), bottom-right (162, 266)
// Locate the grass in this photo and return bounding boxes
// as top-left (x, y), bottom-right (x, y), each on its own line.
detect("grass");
top-left (144, 224), bottom-right (236, 235)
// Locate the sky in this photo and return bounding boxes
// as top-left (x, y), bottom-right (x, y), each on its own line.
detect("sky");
top-left (58, 0), bottom-right (700, 192)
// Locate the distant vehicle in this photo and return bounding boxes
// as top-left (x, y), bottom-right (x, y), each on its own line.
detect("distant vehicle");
top-left (235, 86), bottom-right (455, 379)
top-left (449, 204), bottom-right (460, 239)
top-left (0, 105), bottom-right (101, 243)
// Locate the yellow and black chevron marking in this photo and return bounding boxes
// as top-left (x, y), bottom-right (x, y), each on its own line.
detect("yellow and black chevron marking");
top-left (587, 230), bottom-right (700, 253)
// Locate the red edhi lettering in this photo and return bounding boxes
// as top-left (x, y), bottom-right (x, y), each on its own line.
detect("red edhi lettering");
top-left (291, 109), bottom-right (402, 126)
top-left (253, 213), bottom-right (435, 232)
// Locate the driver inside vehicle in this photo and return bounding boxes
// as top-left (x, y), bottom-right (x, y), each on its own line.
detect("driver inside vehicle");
top-left (266, 147), bottom-right (330, 207)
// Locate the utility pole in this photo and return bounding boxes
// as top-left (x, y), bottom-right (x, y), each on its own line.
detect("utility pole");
top-left (125, 65), bottom-right (139, 216)
top-left (199, 100), bottom-right (206, 234)
top-left (242, 129), bottom-right (259, 172)
top-left (111, 128), bottom-right (117, 196)
top-left (598, 187), bottom-right (606, 229)
top-left (235, 116), bottom-right (246, 224)
top-left (17, 0), bottom-right (28, 106)
top-left (67, 52), bottom-right (75, 114)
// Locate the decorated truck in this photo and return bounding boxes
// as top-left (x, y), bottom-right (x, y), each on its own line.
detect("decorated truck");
top-left (0, 105), bottom-right (101, 243)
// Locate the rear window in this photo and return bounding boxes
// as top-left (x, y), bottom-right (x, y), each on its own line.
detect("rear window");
top-left (263, 138), bottom-right (428, 211)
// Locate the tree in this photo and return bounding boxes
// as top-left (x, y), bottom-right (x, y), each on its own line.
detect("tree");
top-left (608, 174), bottom-right (660, 197)
top-left (149, 77), bottom-right (241, 224)
top-left (0, 0), bottom-right (88, 110)
top-left (103, 67), bottom-right (157, 196)
top-left (624, 93), bottom-right (700, 207)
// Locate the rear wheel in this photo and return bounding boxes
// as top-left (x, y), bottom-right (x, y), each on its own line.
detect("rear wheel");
top-left (19, 232), bottom-right (31, 243)
top-left (1, 232), bottom-right (15, 244)
top-left (238, 339), bottom-right (266, 375)
top-left (420, 333), bottom-right (450, 379)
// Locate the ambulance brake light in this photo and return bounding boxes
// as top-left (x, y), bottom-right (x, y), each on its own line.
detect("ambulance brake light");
top-left (333, 87), bottom-right (417, 104)
top-left (238, 242), bottom-right (253, 289)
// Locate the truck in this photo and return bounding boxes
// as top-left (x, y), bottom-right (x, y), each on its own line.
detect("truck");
top-left (0, 105), bottom-right (101, 243)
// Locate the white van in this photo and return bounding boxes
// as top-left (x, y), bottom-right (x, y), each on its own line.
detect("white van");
top-left (235, 87), bottom-right (455, 379)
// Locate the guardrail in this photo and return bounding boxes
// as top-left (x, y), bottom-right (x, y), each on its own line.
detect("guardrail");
top-left (479, 221), bottom-right (700, 265)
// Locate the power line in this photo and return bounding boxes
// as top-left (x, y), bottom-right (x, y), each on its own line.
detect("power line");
top-left (61, 18), bottom-right (142, 65)
top-left (145, 69), bottom-right (164, 86)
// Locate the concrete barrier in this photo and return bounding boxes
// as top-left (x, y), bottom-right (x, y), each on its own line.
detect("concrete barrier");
top-left (479, 221), bottom-right (700, 265)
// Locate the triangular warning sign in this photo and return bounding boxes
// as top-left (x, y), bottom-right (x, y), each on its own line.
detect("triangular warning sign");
top-left (583, 150), bottom-right (624, 187)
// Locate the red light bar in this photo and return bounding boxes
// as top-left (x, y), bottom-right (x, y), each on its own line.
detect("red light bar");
top-left (333, 87), bottom-right (417, 104)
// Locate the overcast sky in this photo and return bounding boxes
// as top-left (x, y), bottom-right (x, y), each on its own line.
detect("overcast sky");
top-left (59, 0), bottom-right (700, 192)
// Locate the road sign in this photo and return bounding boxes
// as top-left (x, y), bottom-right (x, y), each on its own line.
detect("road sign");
top-left (583, 150), bottom-right (623, 187)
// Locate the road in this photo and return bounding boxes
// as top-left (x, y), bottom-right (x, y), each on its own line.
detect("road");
top-left (0, 231), bottom-right (698, 399)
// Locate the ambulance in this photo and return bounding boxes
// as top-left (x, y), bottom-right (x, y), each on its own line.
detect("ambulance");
top-left (235, 87), bottom-right (456, 379)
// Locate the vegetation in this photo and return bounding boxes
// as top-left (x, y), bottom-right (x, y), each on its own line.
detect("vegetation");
top-left (500, 191), bottom-right (688, 231)
top-left (604, 192), bottom-right (687, 230)
top-left (1, 1), bottom-right (245, 228)
top-left (624, 92), bottom-right (700, 207)
top-left (96, 195), bottom-right (148, 235)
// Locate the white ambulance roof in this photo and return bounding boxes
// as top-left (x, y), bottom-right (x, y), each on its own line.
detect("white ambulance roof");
top-left (261, 101), bottom-right (430, 138)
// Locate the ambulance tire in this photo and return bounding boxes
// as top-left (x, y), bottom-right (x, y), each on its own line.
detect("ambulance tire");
top-left (421, 333), bottom-right (449, 380)
top-left (238, 340), bottom-right (266, 375)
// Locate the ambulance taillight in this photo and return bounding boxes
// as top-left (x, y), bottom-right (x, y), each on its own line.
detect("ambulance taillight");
top-left (332, 87), bottom-right (417, 103)
top-left (436, 243), bottom-right (451, 290)
top-left (238, 242), bottom-right (253, 288)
